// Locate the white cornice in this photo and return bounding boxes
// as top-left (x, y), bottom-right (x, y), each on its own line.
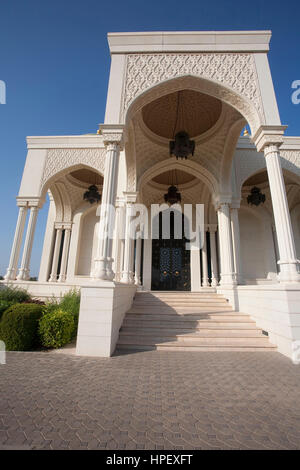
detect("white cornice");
top-left (235, 136), bottom-right (300, 151)
top-left (26, 133), bottom-right (300, 151)
top-left (107, 31), bottom-right (272, 54)
top-left (26, 135), bottom-right (105, 149)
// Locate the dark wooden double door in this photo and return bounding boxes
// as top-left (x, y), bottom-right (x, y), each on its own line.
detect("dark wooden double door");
top-left (151, 212), bottom-right (191, 291)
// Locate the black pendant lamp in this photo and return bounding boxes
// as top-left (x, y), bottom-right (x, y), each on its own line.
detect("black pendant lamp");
top-left (169, 91), bottom-right (195, 160)
top-left (164, 170), bottom-right (182, 205)
top-left (83, 185), bottom-right (101, 204)
top-left (247, 187), bottom-right (266, 206)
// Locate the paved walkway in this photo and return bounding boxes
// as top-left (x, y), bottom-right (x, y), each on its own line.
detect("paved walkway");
top-left (0, 350), bottom-right (299, 450)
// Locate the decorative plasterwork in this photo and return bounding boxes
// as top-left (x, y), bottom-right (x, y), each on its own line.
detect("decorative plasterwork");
top-left (141, 179), bottom-right (213, 221)
top-left (99, 124), bottom-right (124, 148)
top-left (252, 125), bottom-right (287, 152)
top-left (280, 151), bottom-right (300, 178)
top-left (123, 53), bottom-right (264, 127)
top-left (131, 103), bottom-right (241, 194)
top-left (234, 148), bottom-right (300, 198)
top-left (125, 122), bottom-right (137, 192)
top-left (142, 90), bottom-right (222, 139)
top-left (41, 148), bottom-right (106, 192)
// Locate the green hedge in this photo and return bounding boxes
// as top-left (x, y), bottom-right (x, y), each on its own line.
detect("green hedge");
top-left (0, 286), bottom-right (31, 303)
top-left (38, 308), bottom-right (75, 349)
top-left (0, 300), bottom-right (14, 321)
top-left (0, 303), bottom-right (44, 351)
top-left (43, 289), bottom-right (80, 338)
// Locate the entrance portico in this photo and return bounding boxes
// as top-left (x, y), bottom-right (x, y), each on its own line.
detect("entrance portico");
top-left (3, 30), bottom-right (300, 361)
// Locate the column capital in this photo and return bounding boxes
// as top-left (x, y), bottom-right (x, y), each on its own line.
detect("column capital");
top-left (253, 125), bottom-right (287, 153)
top-left (208, 224), bottom-right (218, 233)
top-left (62, 222), bottom-right (72, 231)
top-left (115, 196), bottom-right (125, 208)
top-left (54, 222), bottom-right (64, 230)
top-left (123, 191), bottom-right (138, 204)
top-left (16, 197), bottom-right (43, 208)
top-left (230, 199), bottom-right (241, 210)
top-left (99, 124), bottom-right (124, 149)
top-left (214, 196), bottom-right (231, 210)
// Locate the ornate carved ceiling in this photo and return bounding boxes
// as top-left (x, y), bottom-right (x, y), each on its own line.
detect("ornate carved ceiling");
top-left (69, 169), bottom-right (103, 185)
top-left (244, 170), bottom-right (296, 187)
top-left (142, 90), bottom-right (222, 139)
top-left (152, 169), bottom-right (196, 185)
top-left (130, 100), bottom-right (243, 193)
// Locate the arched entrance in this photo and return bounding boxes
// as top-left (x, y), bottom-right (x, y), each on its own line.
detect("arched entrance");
top-left (151, 209), bottom-right (191, 291)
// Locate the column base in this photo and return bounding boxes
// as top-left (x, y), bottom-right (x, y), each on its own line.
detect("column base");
top-left (16, 269), bottom-right (30, 281)
top-left (93, 258), bottom-right (115, 281)
top-left (4, 268), bottom-right (17, 281)
top-left (121, 271), bottom-right (134, 284)
top-left (219, 273), bottom-right (237, 286)
top-left (278, 260), bottom-right (300, 283)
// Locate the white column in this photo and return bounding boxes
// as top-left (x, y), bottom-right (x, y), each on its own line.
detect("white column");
top-left (121, 198), bottom-right (136, 284)
top-left (134, 236), bottom-right (142, 286)
top-left (58, 226), bottom-right (72, 283)
top-left (49, 227), bottom-right (63, 282)
top-left (209, 225), bottom-right (218, 287)
top-left (217, 202), bottom-right (236, 286)
top-left (264, 144), bottom-right (299, 282)
top-left (113, 200), bottom-right (125, 282)
top-left (17, 206), bottom-right (39, 281)
top-left (38, 194), bottom-right (56, 282)
top-left (191, 247), bottom-right (202, 291)
top-left (142, 210), bottom-right (152, 291)
top-left (201, 230), bottom-right (209, 287)
top-left (4, 205), bottom-right (28, 280)
top-left (271, 223), bottom-right (280, 274)
top-left (93, 127), bottom-right (123, 280)
top-left (230, 205), bottom-right (243, 284)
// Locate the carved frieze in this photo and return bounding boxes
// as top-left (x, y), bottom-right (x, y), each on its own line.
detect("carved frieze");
top-left (123, 53), bottom-right (264, 122)
top-left (41, 148), bottom-right (106, 189)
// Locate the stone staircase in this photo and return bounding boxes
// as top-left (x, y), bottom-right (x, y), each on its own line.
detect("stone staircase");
top-left (116, 291), bottom-right (276, 352)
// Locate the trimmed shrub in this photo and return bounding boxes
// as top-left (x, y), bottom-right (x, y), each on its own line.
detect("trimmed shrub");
top-left (38, 309), bottom-right (75, 349)
top-left (23, 299), bottom-right (45, 305)
top-left (0, 300), bottom-right (14, 320)
top-left (59, 289), bottom-right (80, 337)
top-left (0, 286), bottom-right (31, 303)
top-left (0, 303), bottom-right (44, 351)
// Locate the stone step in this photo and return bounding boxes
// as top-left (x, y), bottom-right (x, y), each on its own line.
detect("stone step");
top-left (116, 292), bottom-right (276, 353)
top-left (128, 307), bottom-right (234, 315)
top-left (126, 313), bottom-right (247, 321)
top-left (118, 334), bottom-right (271, 345)
top-left (134, 292), bottom-right (224, 300)
top-left (117, 344), bottom-right (276, 352)
top-left (120, 327), bottom-right (264, 337)
top-left (123, 319), bottom-right (258, 328)
top-left (133, 300), bottom-right (229, 306)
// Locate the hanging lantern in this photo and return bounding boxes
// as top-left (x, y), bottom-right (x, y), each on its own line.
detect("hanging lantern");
top-left (83, 185), bottom-right (101, 204)
top-left (164, 185), bottom-right (182, 205)
top-left (169, 131), bottom-right (195, 160)
top-left (169, 92), bottom-right (195, 160)
top-left (247, 187), bottom-right (266, 206)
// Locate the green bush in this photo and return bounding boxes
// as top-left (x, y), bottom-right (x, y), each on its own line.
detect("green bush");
top-left (0, 286), bottom-right (31, 303)
top-left (0, 303), bottom-right (44, 351)
top-left (0, 300), bottom-right (14, 320)
top-left (60, 289), bottom-right (80, 336)
top-left (38, 308), bottom-right (75, 349)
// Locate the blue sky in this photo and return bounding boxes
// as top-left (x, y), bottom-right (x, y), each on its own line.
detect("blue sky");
top-left (0, 0), bottom-right (299, 276)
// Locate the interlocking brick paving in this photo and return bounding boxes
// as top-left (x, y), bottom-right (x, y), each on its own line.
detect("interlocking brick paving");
top-left (0, 350), bottom-right (299, 450)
